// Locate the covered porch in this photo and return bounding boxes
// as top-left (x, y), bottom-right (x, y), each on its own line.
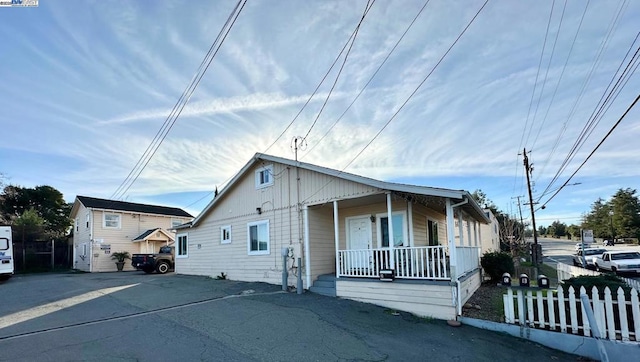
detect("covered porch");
top-left (303, 189), bottom-right (488, 319)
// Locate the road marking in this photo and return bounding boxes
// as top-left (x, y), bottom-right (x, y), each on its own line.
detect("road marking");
top-left (0, 284), bottom-right (138, 330)
top-left (0, 290), bottom-right (285, 341)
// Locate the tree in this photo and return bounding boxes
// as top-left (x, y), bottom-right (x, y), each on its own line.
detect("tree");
top-left (582, 189), bottom-right (640, 240)
top-left (609, 188), bottom-right (640, 239)
top-left (0, 185), bottom-right (71, 237)
top-left (549, 220), bottom-right (567, 238)
top-left (567, 224), bottom-right (581, 239)
top-left (471, 189), bottom-right (499, 215)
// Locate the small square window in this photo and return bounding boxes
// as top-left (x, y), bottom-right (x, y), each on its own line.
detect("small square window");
top-left (221, 225), bottom-right (232, 244)
top-left (255, 165), bottom-right (274, 189)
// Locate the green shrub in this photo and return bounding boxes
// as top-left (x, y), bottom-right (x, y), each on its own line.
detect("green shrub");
top-left (561, 274), bottom-right (631, 296)
top-left (481, 251), bottom-right (515, 281)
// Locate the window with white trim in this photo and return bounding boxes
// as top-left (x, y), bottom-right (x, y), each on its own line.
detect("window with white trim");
top-left (75, 218), bottom-right (79, 232)
top-left (103, 213), bottom-right (121, 229)
top-left (255, 164), bottom-right (274, 189)
top-left (177, 234), bottom-right (188, 257)
top-left (81, 243), bottom-right (87, 257)
top-left (247, 220), bottom-right (269, 255)
top-left (86, 213), bottom-right (90, 228)
top-left (221, 225), bottom-right (232, 244)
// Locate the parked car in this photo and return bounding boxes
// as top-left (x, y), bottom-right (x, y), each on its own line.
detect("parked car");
top-left (574, 242), bottom-right (594, 251)
top-left (132, 246), bottom-right (175, 274)
top-left (594, 251), bottom-right (640, 275)
top-left (603, 239), bottom-right (615, 246)
top-left (572, 248), bottom-right (607, 269)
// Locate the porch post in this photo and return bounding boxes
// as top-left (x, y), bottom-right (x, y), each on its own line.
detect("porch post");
top-left (473, 221), bottom-right (479, 247)
top-left (446, 199), bottom-right (457, 279)
top-left (457, 209), bottom-right (465, 247)
top-left (333, 200), bottom-right (339, 279)
top-left (303, 205), bottom-right (311, 289)
top-left (407, 200), bottom-right (414, 247)
top-left (386, 192), bottom-right (394, 269)
top-left (467, 219), bottom-right (472, 247)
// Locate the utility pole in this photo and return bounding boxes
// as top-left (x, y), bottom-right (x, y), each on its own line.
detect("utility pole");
top-left (522, 148), bottom-right (539, 265)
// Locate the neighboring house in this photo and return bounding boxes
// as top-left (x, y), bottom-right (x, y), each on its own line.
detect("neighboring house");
top-left (480, 209), bottom-right (500, 254)
top-left (175, 153), bottom-right (490, 320)
top-left (455, 208), bottom-right (500, 255)
top-left (70, 196), bottom-right (193, 272)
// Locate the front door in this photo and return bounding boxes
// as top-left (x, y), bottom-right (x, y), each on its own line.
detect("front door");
top-left (347, 217), bottom-right (372, 270)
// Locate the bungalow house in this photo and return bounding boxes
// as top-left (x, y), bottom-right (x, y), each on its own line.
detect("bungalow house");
top-left (70, 196), bottom-right (193, 272)
top-left (174, 153), bottom-right (490, 320)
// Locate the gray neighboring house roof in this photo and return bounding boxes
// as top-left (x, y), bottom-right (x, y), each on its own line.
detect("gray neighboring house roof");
top-left (182, 153), bottom-right (489, 228)
top-left (74, 196), bottom-right (193, 218)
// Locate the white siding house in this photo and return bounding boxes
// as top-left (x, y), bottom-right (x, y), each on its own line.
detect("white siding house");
top-left (175, 153), bottom-right (490, 320)
top-left (480, 209), bottom-right (500, 254)
top-left (70, 196), bottom-right (193, 272)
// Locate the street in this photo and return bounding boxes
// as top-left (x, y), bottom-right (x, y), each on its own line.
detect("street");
top-left (540, 237), bottom-right (640, 281)
top-left (0, 272), bottom-right (579, 361)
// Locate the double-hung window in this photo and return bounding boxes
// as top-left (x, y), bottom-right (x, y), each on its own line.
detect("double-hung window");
top-left (255, 165), bottom-right (274, 189)
top-left (221, 225), bottom-right (232, 244)
top-left (177, 234), bottom-right (188, 258)
top-left (247, 220), bottom-right (269, 255)
top-left (103, 213), bottom-right (121, 229)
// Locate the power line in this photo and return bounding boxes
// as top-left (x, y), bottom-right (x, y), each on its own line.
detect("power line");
top-left (261, 3), bottom-right (377, 155)
top-left (110, 0), bottom-right (247, 200)
top-left (538, 92), bottom-right (640, 210)
top-left (536, 33), bottom-right (639, 199)
top-left (302, 0), bottom-right (490, 203)
top-left (301, 0), bottom-right (374, 142)
top-left (301, 0), bottom-right (432, 160)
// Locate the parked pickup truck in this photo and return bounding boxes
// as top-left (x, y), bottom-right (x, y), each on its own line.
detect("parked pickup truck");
top-left (594, 251), bottom-right (640, 275)
top-left (132, 246), bottom-right (174, 274)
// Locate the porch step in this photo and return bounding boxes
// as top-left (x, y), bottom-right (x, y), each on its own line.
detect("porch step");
top-left (309, 273), bottom-right (336, 297)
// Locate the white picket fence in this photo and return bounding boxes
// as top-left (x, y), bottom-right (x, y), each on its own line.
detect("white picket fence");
top-left (503, 286), bottom-right (640, 342)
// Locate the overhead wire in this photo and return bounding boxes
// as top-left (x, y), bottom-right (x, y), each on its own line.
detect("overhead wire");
top-left (111, 0), bottom-right (247, 200)
top-left (535, 0), bottom-right (629, 183)
top-left (538, 0), bottom-right (628, 192)
top-left (535, 33), bottom-right (640, 200)
top-left (537, 92), bottom-right (639, 210)
top-left (529, 0), bottom-right (591, 153)
top-left (301, 0), bottom-right (374, 143)
top-left (302, 0), bottom-right (490, 203)
top-left (261, 3), bottom-right (377, 155)
top-left (181, 2), bottom-right (376, 210)
top-left (512, 0), bottom-right (556, 195)
top-left (300, 0), bottom-right (432, 160)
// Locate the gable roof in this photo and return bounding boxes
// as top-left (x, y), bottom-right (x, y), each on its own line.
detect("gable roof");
top-left (72, 196), bottom-right (193, 218)
top-left (185, 153), bottom-right (489, 228)
top-left (132, 228), bottom-right (175, 242)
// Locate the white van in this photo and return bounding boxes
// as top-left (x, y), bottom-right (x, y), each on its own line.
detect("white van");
top-left (0, 226), bottom-right (14, 280)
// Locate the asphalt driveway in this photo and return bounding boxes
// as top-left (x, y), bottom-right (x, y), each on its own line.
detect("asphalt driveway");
top-left (0, 272), bottom-right (578, 361)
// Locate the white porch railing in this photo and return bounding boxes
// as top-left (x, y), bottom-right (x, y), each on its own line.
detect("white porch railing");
top-left (455, 246), bottom-right (480, 276)
top-left (338, 246), bottom-right (449, 280)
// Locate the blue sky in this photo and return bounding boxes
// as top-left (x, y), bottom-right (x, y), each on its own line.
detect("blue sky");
top-left (1, 0), bottom-right (639, 228)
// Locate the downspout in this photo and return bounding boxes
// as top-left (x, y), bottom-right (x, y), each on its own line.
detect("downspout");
top-left (333, 200), bottom-right (340, 279)
top-left (386, 192), bottom-right (394, 269)
top-left (303, 205), bottom-right (311, 289)
top-left (89, 210), bottom-right (94, 273)
top-left (449, 198), bottom-right (468, 317)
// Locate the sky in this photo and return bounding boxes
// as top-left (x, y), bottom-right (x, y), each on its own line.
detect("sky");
top-left (1, 0), bottom-right (639, 228)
